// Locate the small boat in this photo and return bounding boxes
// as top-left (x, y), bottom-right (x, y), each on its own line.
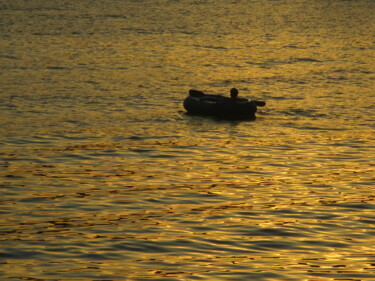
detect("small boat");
top-left (183, 90), bottom-right (265, 119)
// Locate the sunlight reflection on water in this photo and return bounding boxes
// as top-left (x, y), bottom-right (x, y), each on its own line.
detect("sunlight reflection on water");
top-left (1, 0), bottom-right (375, 280)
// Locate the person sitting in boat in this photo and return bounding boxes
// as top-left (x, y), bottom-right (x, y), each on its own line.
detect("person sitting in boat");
top-left (230, 88), bottom-right (249, 102)
top-left (230, 88), bottom-right (239, 101)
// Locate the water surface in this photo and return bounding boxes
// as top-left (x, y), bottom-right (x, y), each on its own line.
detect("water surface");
top-left (1, 0), bottom-right (375, 280)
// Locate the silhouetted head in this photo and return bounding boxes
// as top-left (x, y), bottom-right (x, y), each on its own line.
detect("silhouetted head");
top-left (230, 88), bottom-right (238, 99)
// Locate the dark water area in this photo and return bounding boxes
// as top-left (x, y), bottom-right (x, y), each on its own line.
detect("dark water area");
top-left (1, 0), bottom-right (375, 280)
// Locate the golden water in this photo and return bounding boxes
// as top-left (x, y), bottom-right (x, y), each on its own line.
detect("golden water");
top-left (1, 0), bottom-right (375, 280)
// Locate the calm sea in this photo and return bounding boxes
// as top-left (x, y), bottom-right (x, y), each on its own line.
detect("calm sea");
top-left (1, 0), bottom-right (375, 280)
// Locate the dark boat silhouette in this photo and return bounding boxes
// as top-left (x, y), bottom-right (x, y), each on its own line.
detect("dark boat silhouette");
top-left (183, 89), bottom-right (265, 119)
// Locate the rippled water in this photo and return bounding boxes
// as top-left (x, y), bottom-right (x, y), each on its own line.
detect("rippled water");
top-left (1, 0), bottom-right (375, 280)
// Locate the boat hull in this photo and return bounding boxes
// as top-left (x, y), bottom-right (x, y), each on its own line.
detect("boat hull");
top-left (183, 95), bottom-right (257, 119)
